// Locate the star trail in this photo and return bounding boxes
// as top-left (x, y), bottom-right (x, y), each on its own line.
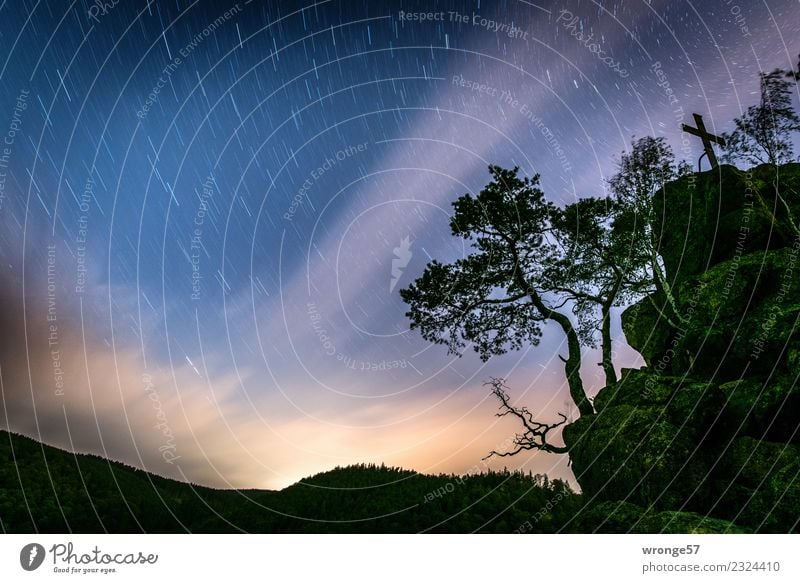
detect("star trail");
top-left (0, 0), bottom-right (797, 489)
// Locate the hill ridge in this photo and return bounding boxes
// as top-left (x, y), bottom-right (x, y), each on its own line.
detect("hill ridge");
top-left (1, 428), bottom-right (584, 533)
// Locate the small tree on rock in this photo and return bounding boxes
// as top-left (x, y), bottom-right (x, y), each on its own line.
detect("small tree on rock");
top-left (723, 69), bottom-right (800, 165)
top-left (608, 136), bottom-right (686, 329)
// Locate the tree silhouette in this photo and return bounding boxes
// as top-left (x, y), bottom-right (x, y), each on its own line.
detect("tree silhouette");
top-left (723, 69), bottom-right (800, 165)
top-left (483, 378), bottom-right (568, 457)
top-left (401, 150), bottom-right (694, 457)
top-left (548, 196), bottom-right (638, 385)
top-left (400, 166), bottom-right (593, 418)
top-left (785, 53), bottom-right (799, 81)
top-left (608, 136), bottom-right (688, 328)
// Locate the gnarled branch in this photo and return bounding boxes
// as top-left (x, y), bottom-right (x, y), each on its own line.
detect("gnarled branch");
top-left (482, 378), bottom-right (569, 459)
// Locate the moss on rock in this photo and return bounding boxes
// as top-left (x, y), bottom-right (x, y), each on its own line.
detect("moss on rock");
top-left (564, 403), bottom-right (711, 510)
top-left (713, 437), bottom-right (800, 532)
top-left (654, 163), bottom-right (800, 286)
top-left (569, 163), bottom-right (799, 533)
top-left (571, 500), bottom-right (749, 533)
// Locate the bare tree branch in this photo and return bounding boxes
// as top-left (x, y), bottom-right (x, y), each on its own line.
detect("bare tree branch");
top-left (482, 378), bottom-right (569, 459)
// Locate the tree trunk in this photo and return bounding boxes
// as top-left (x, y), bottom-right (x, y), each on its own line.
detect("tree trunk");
top-left (600, 301), bottom-right (617, 385)
top-left (512, 250), bottom-right (594, 417)
top-left (551, 311), bottom-right (594, 417)
top-left (524, 286), bottom-right (594, 417)
top-left (650, 252), bottom-right (686, 329)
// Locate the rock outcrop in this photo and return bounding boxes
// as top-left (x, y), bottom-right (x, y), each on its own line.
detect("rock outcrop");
top-left (566, 163), bottom-right (800, 533)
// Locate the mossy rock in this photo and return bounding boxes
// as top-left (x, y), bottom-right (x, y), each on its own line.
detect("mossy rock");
top-left (623, 247), bottom-right (800, 380)
top-left (639, 510), bottom-right (749, 533)
top-left (713, 437), bottom-right (800, 532)
top-left (563, 404), bottom-right (711, 510)
top-left (673, 248), bottom-right (800, 381)
top-left (719, 376), bottom-right (800, 443)
top-left (571, 500), bottom-right (749, 533)
top-left (624, 164), bottom-right (800, 377)
top-left (621, 293), bottom-right (676, 368)
top-left (594, 369), bottom-right (723, 430)
top-left (655, 163), bottom-right (800, 285)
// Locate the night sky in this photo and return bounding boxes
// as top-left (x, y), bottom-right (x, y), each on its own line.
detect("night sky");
top-left (0, 0), bottom-right (798, 489)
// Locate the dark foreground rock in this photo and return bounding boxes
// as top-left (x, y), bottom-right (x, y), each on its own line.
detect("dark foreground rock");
top-left (571, 501), bottom-right (749, 533)
top-left (565, 163), bottom-right (800, 533)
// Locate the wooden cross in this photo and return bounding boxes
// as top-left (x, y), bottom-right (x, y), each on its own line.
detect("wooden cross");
top-left (681, 113), bottom-right (725, 170)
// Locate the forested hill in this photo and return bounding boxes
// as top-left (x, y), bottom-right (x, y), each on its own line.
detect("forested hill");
top-left (1, 429), bottom-right (583, 533)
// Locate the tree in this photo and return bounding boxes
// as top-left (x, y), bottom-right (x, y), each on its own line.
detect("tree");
top-left (785, 53), bottom-right (799, 81)
top-left (400, 165), bottom-right (594, 418)
top-left (483, 378), bottom-right (568, 457)
top-left (402, 150), bottom-right (689, 459)
top-left (608, 136), bottom-right (686, 329)
top-left (722, 69), bottom-right (800, 165)
top-left (548, 196), bottom-right (637, 385)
